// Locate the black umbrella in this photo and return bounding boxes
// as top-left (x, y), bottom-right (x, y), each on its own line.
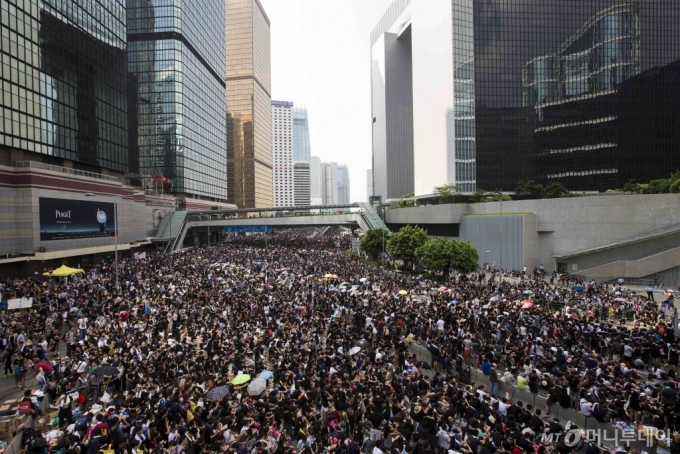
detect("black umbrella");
top-left (355, 339), bottom-right (370, 348)
top-left (205, 385), bottom-right (230, 402)
top-left (93, 365), bottom-right (120, 376)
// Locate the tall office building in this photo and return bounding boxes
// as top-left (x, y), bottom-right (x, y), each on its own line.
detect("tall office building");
top-left (127, 0), bottom-right (227, 202)
top-left (272, 101), bottom-right (294, 207)
top-left (225, 0), bottom-right (272, 208)
top-left (292, 107), bottom-right (312, 207)
top-left (321, 162), bottom-right (338, 205)
top-left (367, 169), bottom-right (373, 201)
top-left (337, 165), bottom-right (351, 204)
top-left (371, 0), bottom-right (680, 195)
top-left (293, 161), bottom-right (311, 206)
top-left (0, 0), bottom-right (128, 177)
top-left (293, 108), bottom-right (311, 162)
top-left (310, 156), bottom-right (323, 205)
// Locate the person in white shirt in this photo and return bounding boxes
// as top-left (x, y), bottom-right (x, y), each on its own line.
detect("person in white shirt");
top-left (580, 398), bottom-right (593, 416)
top-left (498, 398), bottom-right (510, 417)
top-left (77, 317), bottom-right (88, 340)
top-left (437, 319), bottom-right (445, 331)
top-left (76, 357), bottom-right (88, 374)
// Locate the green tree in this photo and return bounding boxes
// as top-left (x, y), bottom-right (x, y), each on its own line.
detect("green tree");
top-left (416, 238), bottom-right (454, 274)
top-left (360, 228), bottom-right (390, 260)
top-left (433, 184), bottom-right (461, 203)
top-left (515, 180), bottom-right (545, 200)
top-left (398, 192), bottom-right (415, 208)
top-left (469, 189), bottom-right (512, 203)
top-left (671, 179), bottom-right (680, 193)
top-left (450, 240), bottom-right (480, 274)
top-left (623, 179), bottom-right (640, 193)
top-left (647, 178), bottom-right (672, 194)
top-left (386, 225), bottom-right (428, 265)
top-left (543, 182), bottom-right (573, 199)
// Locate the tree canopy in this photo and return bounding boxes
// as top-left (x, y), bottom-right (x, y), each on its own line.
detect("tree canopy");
top-left (386, 225), bottom-right (428, 263)
top-left (359, 228), bottom-right (390, 260)
top-left (515, 180), bottom-right (574, 199)
top-left (450, 240), bottom-right (480, 273)
top-left (415, 238), bottom-right (453, 273)
top-left (433, 184), bottom-right (461, 199)
top-left (398, 192), bottom-right (415, 208)
top-left (469, 189), bottom-right (512, 203)
top-left (415, 238), bottom-right (480, 274)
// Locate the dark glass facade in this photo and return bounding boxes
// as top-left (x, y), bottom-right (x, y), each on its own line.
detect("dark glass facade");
top-left (127, 0), bottom-right (227, 200)
top-left (0, 0), bottom-right (128, 173)
top-left (473, 0), bottom-right (680, 192)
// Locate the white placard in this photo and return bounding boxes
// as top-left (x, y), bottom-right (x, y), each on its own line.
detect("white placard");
top-left (8, 298), bottom-right (33, 310)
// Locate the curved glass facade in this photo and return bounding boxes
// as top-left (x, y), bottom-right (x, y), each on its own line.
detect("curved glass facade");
top-left (475, 0), bottom-right (680, 192)
top-left (127, 0), bottom-right (227, 200)
top-left (0, 0), bottom-right (127, 173)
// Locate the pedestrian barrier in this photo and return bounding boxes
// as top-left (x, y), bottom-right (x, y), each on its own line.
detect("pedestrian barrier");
top-left (406, 341), bottom-right (655, 453)
top-left (3, 392), bottom-right (53, 454)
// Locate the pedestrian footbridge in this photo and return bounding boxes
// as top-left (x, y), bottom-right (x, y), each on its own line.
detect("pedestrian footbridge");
top-left (154, 203), bottom-right (387, 252)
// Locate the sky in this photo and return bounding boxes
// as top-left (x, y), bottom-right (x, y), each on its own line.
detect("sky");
top-left (259, 0), bottom-right (394, 203)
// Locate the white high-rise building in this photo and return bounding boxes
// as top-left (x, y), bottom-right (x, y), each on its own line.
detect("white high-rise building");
top-left (272, 101), bottom-right (294, 207)
top-left (371, 0), bottom-right (477, 198)
top-left (310, 156), bottom-right (323, 205)
top-left (367, 169), bottom-right (373, 201)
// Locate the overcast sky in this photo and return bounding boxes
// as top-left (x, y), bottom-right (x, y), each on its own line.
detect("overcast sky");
top-left (259, 0), bottom-right (393, 203)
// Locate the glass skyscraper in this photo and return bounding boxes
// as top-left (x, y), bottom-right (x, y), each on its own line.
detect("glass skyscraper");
top-left (0, 0), bottom-right (128, 175)
top-left (372, 0), bottom-right (680, 196)
top-left (225, 0), bottom-right (272, 208)
top-left (127, 0), bottom-right (228, 201)
top-left (293, 107), bottom-right (311, 162)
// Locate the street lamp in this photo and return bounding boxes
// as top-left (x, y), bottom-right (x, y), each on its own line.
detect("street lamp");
top-left (85, 193), bottom-right (118, 292)
top-left (382, 228), bottom-right (385, 267)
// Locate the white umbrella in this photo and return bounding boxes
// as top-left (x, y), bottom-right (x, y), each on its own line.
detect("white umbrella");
top-left (247, 378), bottom-right (267, 396)
top-left (349, 347), bottom-right (361, 356)
top-left (360, 278), bottom-right (367, 283)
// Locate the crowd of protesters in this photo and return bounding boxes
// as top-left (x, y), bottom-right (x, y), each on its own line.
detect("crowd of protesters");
top-left (0, 227), bottom-right (679, 454)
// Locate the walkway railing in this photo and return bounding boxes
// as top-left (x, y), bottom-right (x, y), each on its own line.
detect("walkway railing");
top-left (15, 161), bottom-right (119, 182)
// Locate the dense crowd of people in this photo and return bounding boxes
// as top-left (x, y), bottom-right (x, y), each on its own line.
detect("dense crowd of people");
top-left (0, 227), bottom-right (679, 454)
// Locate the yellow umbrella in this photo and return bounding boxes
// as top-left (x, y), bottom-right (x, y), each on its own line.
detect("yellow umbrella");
top-left (324, 274), bottom-right (334, 278)
top-left (398, 290), bottom-right (408, 296)
top-left (231, 374), bottom-right (251, 385)
top-left (43, 265), bottom-right (85, 277)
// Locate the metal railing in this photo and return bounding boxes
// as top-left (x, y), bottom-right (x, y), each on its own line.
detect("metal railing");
top-left (165, 216), bottom-right (188, 253)
top-left (14, 161), bottom-right (119, 182)
top-left (574, 275), bottom-right (664, 288)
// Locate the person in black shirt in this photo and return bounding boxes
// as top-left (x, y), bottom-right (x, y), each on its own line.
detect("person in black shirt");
top-left (529, 409), bottom-right (544, 433)
top-left (507, 401), bottom-right (522, 421)
top-left (466, 431), bottom-right (480, 454)
top-left (419, 440), bottom-right (435, 454)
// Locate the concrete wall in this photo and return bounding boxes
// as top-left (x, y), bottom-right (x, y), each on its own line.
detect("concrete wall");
top-left (573, 244), bottom-right (680, 278)
top-left (384, 194), bottom-right (680, 276)
top-left (387, 203), bottom-right (466, 225)
top-left (0, 164), bottom-right (171, 257)
top-left (459, 214), bottom-right (525, 271)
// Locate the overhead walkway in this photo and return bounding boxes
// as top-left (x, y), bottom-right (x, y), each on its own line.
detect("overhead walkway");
top-left (154, 202), bottom-right (389, 252)
top-left (357, 202), bottom-right (388, 230)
